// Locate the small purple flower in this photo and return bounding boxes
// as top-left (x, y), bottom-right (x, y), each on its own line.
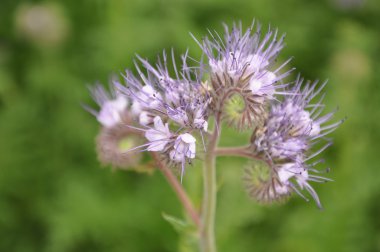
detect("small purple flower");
top-left (170, 133), bottom-right (197, 182)
top-left (86, 84), bottom-right (128, 128)
top-left (139, 119), bottom-right (197, 181)
top-left (97, 96), bottom-right (127, 128)
top-left (275, 162), bottom-right (332, 208)
top-left (170, 133), bottom-right (197, 162)
top-left (130, 85), bottom-right (162, 116)
top-left (145, 116), bottom-right (172, 151)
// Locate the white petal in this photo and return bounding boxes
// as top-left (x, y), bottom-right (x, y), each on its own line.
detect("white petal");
top-left (112, 96), bottom-right (128, 111)
top-left (139, 111), bottom-right (152, 126)
top-left (274, 184), bottom-right (290, 195)
top-left (174, 139), bottom-right (186, 154)
top-left (186, 142), bottom-right (196, 159)
top-left (145, 129), bottom-right (164, 142)
top-left (169, 149), bottom-right (182, 162)
top-left (144, 116), bottom-right (171, 151)
top-left (131, 101), bottom-right (142, 115)
top-left (142, 85), bottom-right (155, 95)
top-left (180, 133), bottom-right (196, 144)
top-left (261, 71), bottom-right (276, 85)
top-left (277, 163), bottom-right (297, 183)
top-left (310, 122), bottom-right (321, 137)
top-left (97, 102), bottom-right (122, 128)
top-left (249, 79), bottom-right (263, 92)
top-left (145, 127), bottom-right (170, 151)
top-left (147, 141), bottom-right (168, 152)
top-left (295, 170), bottom-right (309, 188)
top-left (153, 116), bottom-right (165, 131)
top-left (248, 54), bottom-right (269, 71)
top-left (203, 121), bottom-right (208, 132)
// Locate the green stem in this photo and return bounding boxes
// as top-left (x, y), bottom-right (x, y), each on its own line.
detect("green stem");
top-left (151, 152), bottom-right (201, 228)
top-left (200, 121), bottom-right (220, 252)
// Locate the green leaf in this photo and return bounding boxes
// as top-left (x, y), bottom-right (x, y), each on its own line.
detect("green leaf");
top-left (162, 212), bottom-right (189, 233)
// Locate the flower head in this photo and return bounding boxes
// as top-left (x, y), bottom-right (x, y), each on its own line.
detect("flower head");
top-left (193, 21), bottom-right (293, 129)
top-left (110, 51), bottom-right (209, 181)
top-left (117, 50), bottom-right (210, 133)
top-left (248, 77), bottom-right (345, 208)
top-left (244, 161), bottom-right (291, 204)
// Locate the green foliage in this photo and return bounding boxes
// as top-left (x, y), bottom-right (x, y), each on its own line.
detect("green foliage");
top-left (1, 0), bottom-right (380, 251)
top-left (162, 213), bottom-right (198, 252)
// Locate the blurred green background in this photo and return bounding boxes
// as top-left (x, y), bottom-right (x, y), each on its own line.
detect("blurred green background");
top-left (1, 0), bottom-right (380, 251)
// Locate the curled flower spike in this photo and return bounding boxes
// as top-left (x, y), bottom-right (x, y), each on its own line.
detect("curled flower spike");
top-left (85, 83), bottom-right (148, 171)
top-left (96, 124), bottom-right (142, 170)
top-left (246, 76), bottom-right (344, 207)
top-left (253, 77), bottom-right (343, 162)
top-left (243, 161), bottom-right (291, 204)
top-left (192, 21), bottom-right (294, 129)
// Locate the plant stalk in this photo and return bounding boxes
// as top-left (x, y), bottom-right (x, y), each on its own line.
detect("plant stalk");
top-left (215, 146), bottom-right (251, 158)
top-left (200, 122), bottom-right (220, 252)
top-left (215, 146), bottom-right (272, 166)
top-left (151, 152), bottom-right (201, 228)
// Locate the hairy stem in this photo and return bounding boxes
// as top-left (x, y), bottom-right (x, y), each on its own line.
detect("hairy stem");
top-left (151, 153), bottom-right (201, 228)
top-left (200, 120), bottom-right (220, 252)
top-left (215, 146), bottom-right (251, 158)
top-left (215, 146), bottom-right (273, 167)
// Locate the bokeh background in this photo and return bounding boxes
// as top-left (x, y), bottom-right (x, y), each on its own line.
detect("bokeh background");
top-left (1, 0), bottom-right (380, 251)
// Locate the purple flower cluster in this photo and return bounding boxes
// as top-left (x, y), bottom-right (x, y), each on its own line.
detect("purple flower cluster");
top-left (86, 21), bottom-right (343, 207)
top-left (250, 77), bottom-right (344, 207)
top-left (88, 51), bottom-right (211, 181)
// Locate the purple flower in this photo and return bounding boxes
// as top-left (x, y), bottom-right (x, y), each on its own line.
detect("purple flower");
top-left (170, 133), bottom-right (197, 162)
top-left (145, 116), bottom-right (172, 151)
top-left (86, 84), bottom-right (128, 128)
top-left (131, 85), bottom-right (162, 116)
top-left (275, 162), bottom-right (332, 208)
top-left (170, 133), bottom-right (197, 182)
